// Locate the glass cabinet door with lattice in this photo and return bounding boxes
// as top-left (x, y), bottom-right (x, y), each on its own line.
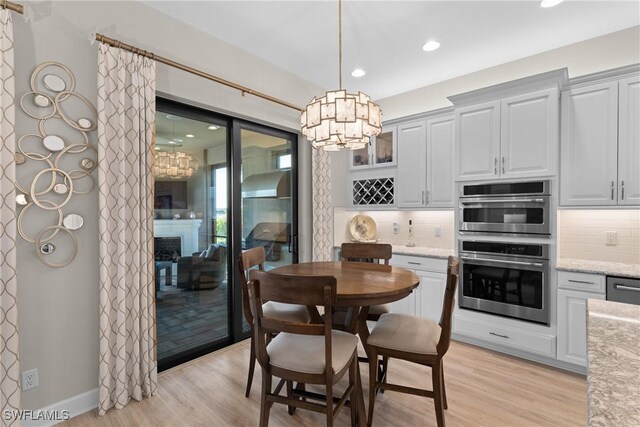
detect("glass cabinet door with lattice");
top-left (349, 126), bottom-right (397, 170)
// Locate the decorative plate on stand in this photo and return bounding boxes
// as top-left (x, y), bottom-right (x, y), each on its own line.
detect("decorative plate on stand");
top-left (349, 214), bottom-right (379, 243)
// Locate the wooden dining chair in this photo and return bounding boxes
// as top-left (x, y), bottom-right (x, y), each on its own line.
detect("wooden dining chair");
top-left (365, 256), bottom-right (460, 427)
top-left (340, 243), bottom-right (393, 321)
top-left (248, 270), bottom-right (361, 427)
top-left (238, 247), bottom-right (311, 397)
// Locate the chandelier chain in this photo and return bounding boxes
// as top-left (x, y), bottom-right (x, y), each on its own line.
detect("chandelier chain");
top-left (338, 0), bottom-right (342, 90)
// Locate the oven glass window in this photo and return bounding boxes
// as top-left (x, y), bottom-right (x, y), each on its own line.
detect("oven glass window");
top-left (462, 207), bottom-right (544, 224)
top-left (462, 263), bottom-right (543, 309)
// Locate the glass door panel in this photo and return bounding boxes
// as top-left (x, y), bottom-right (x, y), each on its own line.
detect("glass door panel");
top-left (154, 102), bottom-right (230, 369)
top-left (375, 129), bottom-right (394, 164)
top-left (351, 146), bottom-right (370, 168)
top-left (238, 125), bottom-right (297, 333)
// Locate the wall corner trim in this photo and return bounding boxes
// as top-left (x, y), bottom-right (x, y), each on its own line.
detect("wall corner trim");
top-left (22, 388), bottom-right (98, 427)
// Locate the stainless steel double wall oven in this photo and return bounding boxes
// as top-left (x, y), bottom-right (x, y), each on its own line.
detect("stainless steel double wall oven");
top-left (458, 181), bottom-right (551, 325)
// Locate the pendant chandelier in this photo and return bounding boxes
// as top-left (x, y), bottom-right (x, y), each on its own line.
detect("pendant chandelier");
top-left (300, 0), bottom-right (382, 151)
top-left (155, 150), bottom-right (195, 178)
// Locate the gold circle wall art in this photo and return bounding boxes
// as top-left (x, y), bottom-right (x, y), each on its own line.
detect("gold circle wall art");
top-left (17, 61), bottom-right (98, 268)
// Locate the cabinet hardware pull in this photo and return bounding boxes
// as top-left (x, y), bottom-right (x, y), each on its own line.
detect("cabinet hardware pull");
top-left (422, 190), bottom-right (425, 204)
top-left (426, 190), bottom-right (429, 204)
top-left (494, 157), bottom-right (498, 175)
top-left (407, 261), bottom-right (422, 265)
top-left (568, 279), bottom-right (595, 285)
top-left (614, 284), bottom-right (640, 292)
top-left (621, 181), bottom-right (625, 200)
top-left (611, 181), bottom-right (615, 200)
top-left (460, 256), bottom-right (544, 268)
top-left (502, 156), bottom-right (505, 174)
top-left (490, 332), bottom-right (509, 339)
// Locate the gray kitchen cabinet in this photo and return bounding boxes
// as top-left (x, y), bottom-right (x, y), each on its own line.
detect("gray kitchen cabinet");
top-left (396, 121), bottom-right (427, 208)
top-left (560, 73), bottom-right (640, 206)
top-left (426, 115), bottom-right (455, 207)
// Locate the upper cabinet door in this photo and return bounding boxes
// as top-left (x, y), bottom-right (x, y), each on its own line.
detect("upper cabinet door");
top-left (349, 126), bottom-right (397, 170)
top-left (373, 126), bottom-right (397, 167)
top-left (455, 101), bottom-right (501, 181)
top-left (560, 82), bottom-right (619, 206)
top-left (618, 76), bottom-right (640, 206)
top-left (426, 115), bottom-right (455, 207)
top-left (500, 88), bottom-right (558, 179)
top-left (396, 121), bottom-right (427, 208)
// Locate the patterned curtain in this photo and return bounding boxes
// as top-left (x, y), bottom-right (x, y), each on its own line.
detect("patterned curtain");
top-left (311, 149), bottom-right (333, 261)
top-left (96, 43), bottom-right (157, 415)
top-left (0, 9), bottom-right (19, 427)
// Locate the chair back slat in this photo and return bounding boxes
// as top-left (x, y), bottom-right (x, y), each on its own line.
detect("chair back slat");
top-left (248, 270), bottom-right (337, 380)
top-left (437, 256), bottom-right (460, 355)
top-left (249, 269), bottom-right (336, 306)
top-left (238, 247), bottom-right (266, 325)
top-left (341, 243), bottom-right (392, 265)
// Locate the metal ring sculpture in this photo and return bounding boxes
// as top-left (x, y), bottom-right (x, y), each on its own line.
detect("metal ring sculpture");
top-left (17, 62), bottom-right (97, 268)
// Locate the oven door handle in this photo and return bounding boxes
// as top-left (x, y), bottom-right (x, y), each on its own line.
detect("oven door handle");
top-left (460, 256), bottom-right (544, 268)
top-left (460, 198), bottom-right (546, 205)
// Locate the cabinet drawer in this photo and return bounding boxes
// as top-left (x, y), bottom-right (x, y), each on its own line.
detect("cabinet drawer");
top-left (390, 254), bottom-right (447, 272)
top-left (455, 315), bottom-right (556, 357)
top-left (558, 271), bottom-right (605, 293)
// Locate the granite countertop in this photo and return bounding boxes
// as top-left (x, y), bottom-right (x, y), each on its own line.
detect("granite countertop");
top-left (557, 258), bottom-right (640, 279)
top-left (587, 299), bottom-right (640, 427)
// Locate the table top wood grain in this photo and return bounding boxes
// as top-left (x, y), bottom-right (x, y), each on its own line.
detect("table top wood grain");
top-left (271, 261), bottom-right (420, 306)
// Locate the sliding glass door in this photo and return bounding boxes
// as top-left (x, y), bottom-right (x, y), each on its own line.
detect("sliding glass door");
top-left (233, 122), bottom-right (298, 335)
top-left (155, 99), bottom-right (297, 370)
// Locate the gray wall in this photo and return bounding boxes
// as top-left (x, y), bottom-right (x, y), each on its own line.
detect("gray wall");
top-left (14, 1), bottom-right (323, 410)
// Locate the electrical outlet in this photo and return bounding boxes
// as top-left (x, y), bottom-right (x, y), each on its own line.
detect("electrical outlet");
top-left (434, 226), bottom-right (442, 237)
top-left (606, 231), bottom-right (618, 246)
top-left (393, 223), bottom-right (399, 234)
top-left (21, 368), bottom-right (39, 392)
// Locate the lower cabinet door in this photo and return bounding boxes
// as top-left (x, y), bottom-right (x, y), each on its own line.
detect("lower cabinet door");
top-left (390, 286), bottom-right (417, 316)
top-left (417, 271), bottom-right (446, 322)
top-left (557, 289), bottom-right (605, 366)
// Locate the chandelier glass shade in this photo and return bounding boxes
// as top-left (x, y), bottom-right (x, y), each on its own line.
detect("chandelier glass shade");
top-left (301, 90), bottom-right (382, 151)
top-left (301, 0), bottom-right (382, 151)
top-left (155, 150), bottom-right (196, 178)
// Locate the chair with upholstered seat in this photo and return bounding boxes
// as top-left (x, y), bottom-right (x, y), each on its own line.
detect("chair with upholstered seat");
top-left (248, 270), bottom-right (361, 427)
top-left (238, 247), bottom-right (311, 397)
top-left (340, 243), bottom-right (393, 321)
top-left (366, 256), bottom-right (460, 427)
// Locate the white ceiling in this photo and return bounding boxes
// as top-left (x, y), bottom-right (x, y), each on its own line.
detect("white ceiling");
top-left (145, 1), bottom-right (640, 100)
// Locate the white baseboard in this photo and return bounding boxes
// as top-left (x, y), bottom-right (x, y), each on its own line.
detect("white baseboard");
top-left (22, 388), bottom-right (98, 427)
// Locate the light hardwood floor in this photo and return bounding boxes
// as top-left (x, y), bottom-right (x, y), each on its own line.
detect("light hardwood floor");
top-left (64, 340), bottom-right (587, 427)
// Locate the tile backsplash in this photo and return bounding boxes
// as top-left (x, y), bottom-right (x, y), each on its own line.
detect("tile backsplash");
top-left (334, 208), bottom-right (454, 249)
top-left (558, 210), bottom-right (640, 264)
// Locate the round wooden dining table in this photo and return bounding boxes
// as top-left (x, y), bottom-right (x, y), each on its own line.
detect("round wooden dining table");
top-left (271, 260), bottom-right (420, 349)
top-left (271, 261), bottom-right (420, 425)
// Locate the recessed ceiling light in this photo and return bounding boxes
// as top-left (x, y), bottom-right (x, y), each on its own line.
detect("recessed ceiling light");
top-left (541, 0), bottom-right (564, 8)
top-left (165, 114), bottom-right (182, 120)
top-left (351, 69), bottom-right (366, 78)
top-left (208, 125), bottom-right (220, 130)
top-left (185, 134), bottom-right (195, 138)
top-left (173, 138), bottom-right (183, 143)
top-left (422, 40), bottom-right (440, 52)
top-left (167, 141), bottom-right (176, 145)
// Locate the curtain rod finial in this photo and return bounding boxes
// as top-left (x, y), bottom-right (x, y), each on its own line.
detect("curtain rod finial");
top-left (88, 28), bottom-right (97, 46)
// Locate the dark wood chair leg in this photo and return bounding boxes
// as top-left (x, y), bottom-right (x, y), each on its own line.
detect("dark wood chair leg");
top-left (432, 360), bottom-right (445, 427)
top-left (349, 356), bottom-right (358, 427)
top-left (246, 334), bottom-right (256, 397)
top-left (367, 348), bottom-right (378, 427)
top-left (378, 356), bottom-right (389, 394)
top-left (326, 380), bottom-right (333, 427)
top-left (442, 364), bottom-right (448, 410)
top-left (286, 380), bottom-right (296, 415)
top-left (259, 368), bottom-right (272, 427)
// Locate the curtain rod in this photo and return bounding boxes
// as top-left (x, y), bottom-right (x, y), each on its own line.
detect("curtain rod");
top-left (95, 33), bottom-right (303, 113)
top-left (0, 1), bottom-right (24, 14)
